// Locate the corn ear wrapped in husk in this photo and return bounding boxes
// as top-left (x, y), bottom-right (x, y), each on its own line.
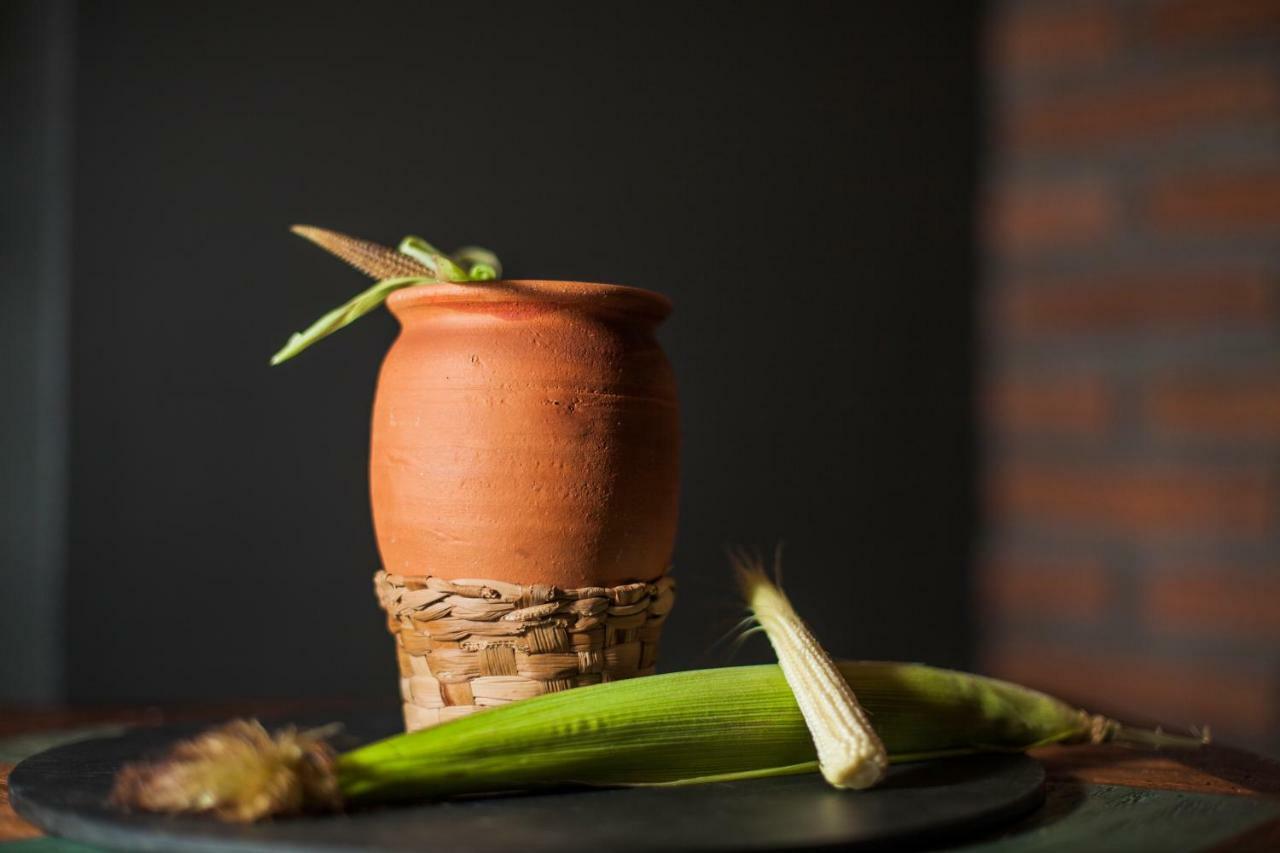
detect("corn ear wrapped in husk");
top-left (339, 661), bottom-right (1117, 803)
top-left (114, 661), bottom-right (1204, 820)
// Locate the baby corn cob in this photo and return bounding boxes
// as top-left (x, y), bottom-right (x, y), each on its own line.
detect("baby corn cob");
top-left (735, 552), bottom-right (888, 789)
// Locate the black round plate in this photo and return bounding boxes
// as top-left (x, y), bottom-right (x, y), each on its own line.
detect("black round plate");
top-left (10, 710), bottom-right (1044, 852)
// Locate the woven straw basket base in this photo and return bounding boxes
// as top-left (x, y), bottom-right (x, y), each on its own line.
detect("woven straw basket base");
top-left (375, 571), bottom-right (676, 731)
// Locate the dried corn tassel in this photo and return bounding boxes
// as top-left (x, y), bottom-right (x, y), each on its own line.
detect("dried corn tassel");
top-left (290, 225), bottom-right (434, 281)
top-left (110, 720), bottom-right (341, 821)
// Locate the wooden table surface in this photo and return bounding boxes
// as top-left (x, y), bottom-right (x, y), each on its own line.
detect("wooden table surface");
top-left (3, 705), bottom-right (1279, 850)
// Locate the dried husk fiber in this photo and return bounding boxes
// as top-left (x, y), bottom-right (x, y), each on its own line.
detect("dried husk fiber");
top-left (375, 571), bottom-right (675, 731)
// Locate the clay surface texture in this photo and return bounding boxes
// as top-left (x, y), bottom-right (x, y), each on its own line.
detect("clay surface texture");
top-left (370, 281), bottom-right (680, 588)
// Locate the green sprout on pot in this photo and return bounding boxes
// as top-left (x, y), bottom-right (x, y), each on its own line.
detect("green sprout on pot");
top-left (270, 226), bottom-right (503, 366)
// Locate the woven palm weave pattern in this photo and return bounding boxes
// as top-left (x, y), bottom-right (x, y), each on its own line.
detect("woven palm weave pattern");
top-left (375, 571), bottom-right (676, 730)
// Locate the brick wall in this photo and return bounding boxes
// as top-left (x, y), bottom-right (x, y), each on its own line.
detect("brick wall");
top-left (981, 0), bottom-right (1280, 755)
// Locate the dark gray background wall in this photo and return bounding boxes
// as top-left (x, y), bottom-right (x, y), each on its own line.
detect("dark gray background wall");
top-left (2, 0), bottom-right (978, 705)
top-left (1, 0), bottom-right (74, 703)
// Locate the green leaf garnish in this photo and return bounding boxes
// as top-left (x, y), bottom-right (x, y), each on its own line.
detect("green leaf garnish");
top-left (270, 276), bottom-right (431, 366)
top-left (397, 236), bottom-right (470, 282)
top-left (271, 229), bottom-right (502, 366)
top-left (453, 246), bottom-right (503, 281)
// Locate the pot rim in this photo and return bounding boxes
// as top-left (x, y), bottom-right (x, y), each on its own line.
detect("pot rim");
top-left (385, 279), bottom-right (672, 322)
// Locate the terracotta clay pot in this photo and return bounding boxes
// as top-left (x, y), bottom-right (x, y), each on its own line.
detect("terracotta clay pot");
top-left (370, 280), bottom-right (679, 588)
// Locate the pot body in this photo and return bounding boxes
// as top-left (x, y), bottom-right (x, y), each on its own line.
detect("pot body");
top-left (370, 280), bottom-right (679, 588)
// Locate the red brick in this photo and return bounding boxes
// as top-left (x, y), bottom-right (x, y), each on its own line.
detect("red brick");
top-left (983, 642), bottom-right (1274, 735)
top-left (989, 462), bottom-right (1276, 533)
top-left (998, 271), bottom-right (1276, 337)
top-left (986, 179), bottom-right (1117, 254)
top-left (1148, 377), bottom-right (1280, 439)
top-left (991, 3), bottom-right (1120, 71)
top-left (1144, 571), bottom-right (1280, 640)
top-left (986, 375), bottom-right (1112, 435)
top-left (1149, 169), bottom-right (1280, 232)
top-left (979, 556), bottom-right (1113, 622)
top-left (1148, 0), bottom-right (1280, 48)
top-left (1006, 66), bottom-right (1280, 150)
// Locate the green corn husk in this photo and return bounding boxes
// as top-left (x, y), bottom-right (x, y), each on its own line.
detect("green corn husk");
top-left (112, 661), bottom-right (1205, 820)
top-left (337, 660), bottom-right (1181, 804)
